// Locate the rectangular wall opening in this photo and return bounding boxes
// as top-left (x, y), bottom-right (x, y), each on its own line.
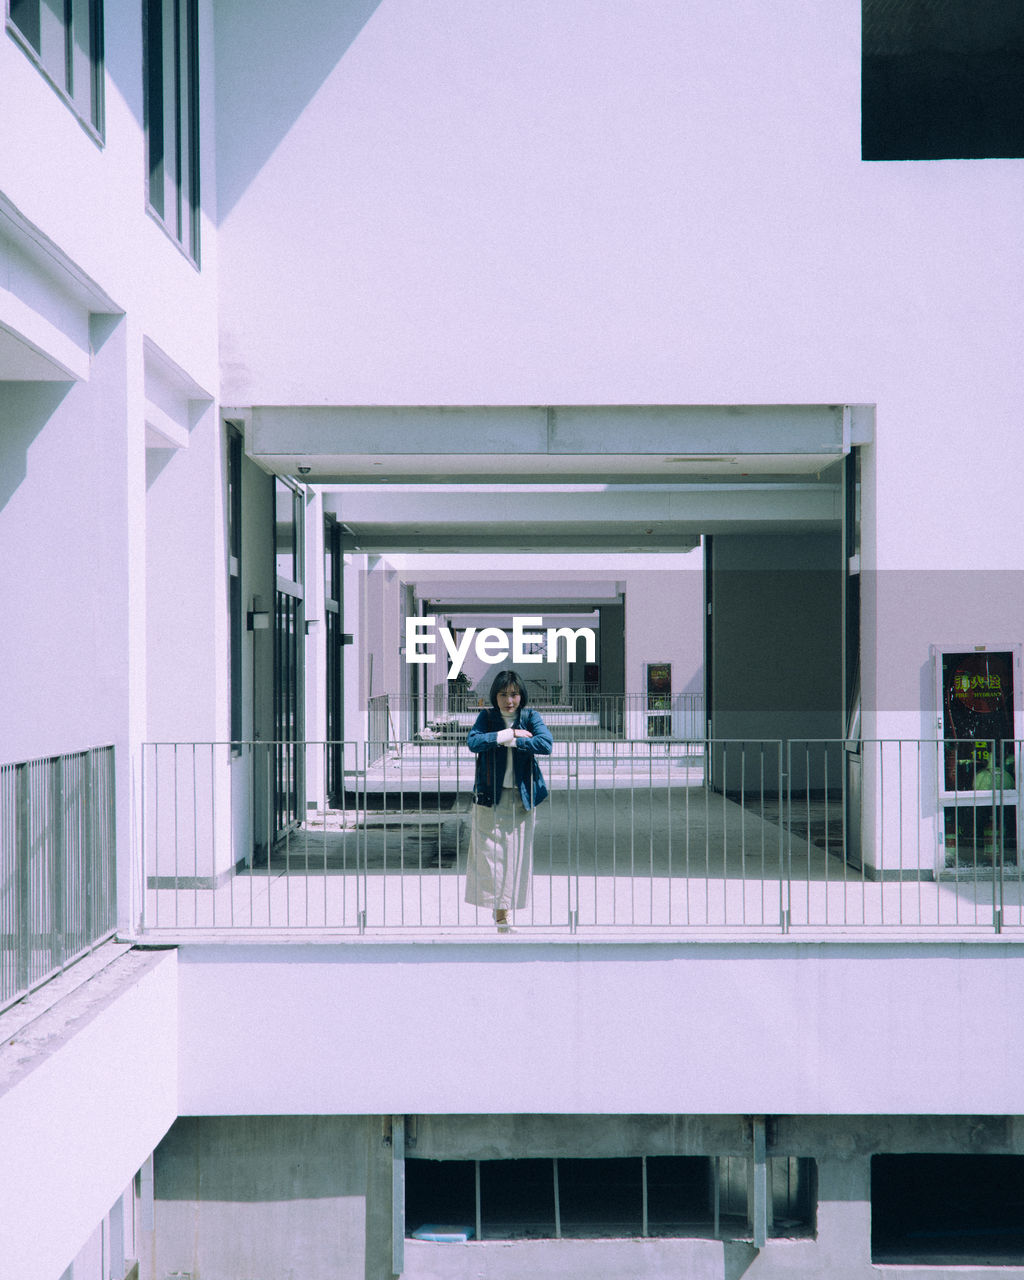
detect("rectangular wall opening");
top-left (872, 1154), bottom-right (1024, 1264)
top-left (406, 1154), bottom-right (815, 1243)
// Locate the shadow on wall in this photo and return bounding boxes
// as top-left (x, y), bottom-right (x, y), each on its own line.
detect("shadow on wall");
top-left (0, 383), bottom-right (74, 512)
top-left (725, 1240), bottom-right (759, 1279)
top-left (214, 0), bottom-right (386, 220)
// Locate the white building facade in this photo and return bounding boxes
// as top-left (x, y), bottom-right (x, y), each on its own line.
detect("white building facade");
top-left (2, 0), bottom-right (1024, 1276)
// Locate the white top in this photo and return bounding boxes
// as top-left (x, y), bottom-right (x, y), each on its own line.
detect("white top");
top-left (497, 713), bottom-right (516, 787)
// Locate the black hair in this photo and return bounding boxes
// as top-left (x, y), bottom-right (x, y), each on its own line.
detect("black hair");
top-left (489, 668), bottom-right (530, 709)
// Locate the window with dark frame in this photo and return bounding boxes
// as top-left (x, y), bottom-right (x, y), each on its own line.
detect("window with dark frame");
top-left (144, 0), bottom-right (200, 262)
top-left (862, 0), bottom-right (1024, 160)
top-left (227, 426), bottom-right (242, 748)
top-left (7, 0), bottom-right (104, 135)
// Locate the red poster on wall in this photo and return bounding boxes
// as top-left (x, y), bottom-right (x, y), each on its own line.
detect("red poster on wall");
top-left (941, 650), bottom-right (1015, 791)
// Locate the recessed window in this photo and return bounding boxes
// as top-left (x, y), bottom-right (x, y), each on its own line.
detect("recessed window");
top-left (862, 0), bottom-right (1024, 159)
top-left (7, 0), bottom-right (104, 135)
top-left (872, 1154), bottom-right (1024, 1264)
top-left (406, 1155), bottom-right (815, 1242)
top-left (144, 0), bottom-right (200, 262)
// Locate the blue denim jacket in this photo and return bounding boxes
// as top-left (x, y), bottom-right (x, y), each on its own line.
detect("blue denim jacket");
top-left (467, 706), bottom-right (553, 808)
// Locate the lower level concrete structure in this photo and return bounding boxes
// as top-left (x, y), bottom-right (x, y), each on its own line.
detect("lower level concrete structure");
top-left (5, 937), bottom-right (1024, 1279)
top-left (151, 1111), bottom-right (1024, 1280)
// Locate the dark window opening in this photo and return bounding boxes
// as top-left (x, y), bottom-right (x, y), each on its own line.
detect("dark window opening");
top-left (872, 1154), bottom-right (1024, 1264)
top-left (481, 1159), bottom-right (558, 1239)
top-left (863, 0), bottom-right (1024, 159)
top-left (405, 1159), bottom-right (477, 1230)
top-left (558, 1157), bottom-right (642, 1237)
top-left (144, 0), bottom-right (200, 261)
top-left (406, 1154), bottom-right (815, 1243)
top-left (647, 1155), bottom-right (717, 1234)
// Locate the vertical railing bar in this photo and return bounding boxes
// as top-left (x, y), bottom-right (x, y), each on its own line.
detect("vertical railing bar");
top-left (703, 738), bottom-right (710, 927)
top-left (323, 742), bottom-right (330, 929)
top-left (683, 737), bottom-right (691, 926)
top-left (592, 742), bottom-right (599, 928)
top-left (629, 741), bottom-right (636, 926)
top-left (155, 746), bottom-right (163, 930)
top-left (262, 744), bottom-right (272, 928)
top-left (739, 744), bottom-right (746, 926)
top-left (16, 761), bottom-right (28, 993)
top-left (86, 750), bottom-right (96, 950)
top-left (243, 742), bottom-right (253, 929)
top-left (759, 744), bottom-right (766, 927)
top-left (192, 744), bottom-right (199, 927)
top-left (49, 756), bottom-right (62, 973)
top-left (358, 742), bottom-right (367, 935)
top-left (610, 740), bottom-right (617, 926)
top-left (721, 743), bottom-right (728, 926)
top-left (803, 743), bottom-right (811, 927)
top-left (338, 741), bottom-right (346, 930)
top-left (878, 741), bottom-right (886, 928)
top-left (210, 744), bottom-right (218, 930)
top-left (140, 746), bottom-right (148, 934)
top-left (841, 739), bottom-right (851, 928)
top-left (916, 740), bottom-right (924, 927)
top-left (897, 739), bottom-right (904, 927)
top-left (665, 737), bottom-right (670, 926)
top-left (780, 741), bottom-right (787, 934)
top-left (49, 757), bottom-right (56, 976)
top-left (74, 753), bottom-right (82, 959)
top-left (994, 739), bottom-right (1003, 934)
top-left (173, 744), bottom-right (180, 929)
top-left (822, 743), bottom-right (830, 928)
top-left (416, 742), bottom-right (424, 930)
top-left (648, 744), bottom-right (655, 926)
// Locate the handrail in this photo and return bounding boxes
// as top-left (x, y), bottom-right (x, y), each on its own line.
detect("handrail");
top-left (136, 737), bottom-right (1021, 935)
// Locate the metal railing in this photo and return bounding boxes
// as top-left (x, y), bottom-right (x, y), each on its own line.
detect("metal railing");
top-left (1, 745), bottom-right (117, 1011)
top-left (138, 737), bottom-right (1022, 935)
top-left (375, 691), bottom-right (705, 744)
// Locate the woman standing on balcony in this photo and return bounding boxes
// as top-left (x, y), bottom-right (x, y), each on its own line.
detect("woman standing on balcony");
top-left (465, 669), bottom-right (553, 932)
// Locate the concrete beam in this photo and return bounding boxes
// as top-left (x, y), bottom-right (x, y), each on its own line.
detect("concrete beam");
top-left (340, 530), bottom-right (701, 552)
top-left (250, 404), bottom-right (867, 483)
top-left (328, 482), bottom-right (839, 550)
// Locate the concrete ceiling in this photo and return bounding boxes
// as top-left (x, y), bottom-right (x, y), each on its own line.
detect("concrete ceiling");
top-left (247, 403), bottom-right (870, 552)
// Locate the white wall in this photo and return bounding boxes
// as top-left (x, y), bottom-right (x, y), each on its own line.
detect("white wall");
top-left (177, 939), bottom-right (1024, 1117)
top-left (0, 950), bottom-right (178, 1280)
top-left (214, 0), bottom-right (1023, 734)
top-left (0, 369), bottom-right (129, 763)
top-left (625, 560), bottom-right (704, 698)
top-left (145, 404), bottom-right (228, 744)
